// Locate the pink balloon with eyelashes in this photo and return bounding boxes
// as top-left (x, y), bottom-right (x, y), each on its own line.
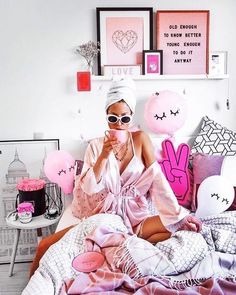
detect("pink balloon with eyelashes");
top-left (144, 90), bottom-right (187, 136)
top-left (44, 150), bottom-right (75, 195)
top-left (158, 139), bottom-right (190, 205)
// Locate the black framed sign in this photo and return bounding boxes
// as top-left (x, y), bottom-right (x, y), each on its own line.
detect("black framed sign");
top-left (96, 7), bottom-right (153, 75)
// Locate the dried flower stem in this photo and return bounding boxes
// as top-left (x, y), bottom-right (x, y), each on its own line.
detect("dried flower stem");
top-left (75, 41), bottom-right (100, 69)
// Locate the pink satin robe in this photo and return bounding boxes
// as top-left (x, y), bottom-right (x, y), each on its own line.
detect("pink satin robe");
top-left (79, 137), bottom-right (189, 233)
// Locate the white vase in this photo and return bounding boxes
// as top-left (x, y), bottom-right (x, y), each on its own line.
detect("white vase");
top-left (87, 61), bottom-right (94, 75)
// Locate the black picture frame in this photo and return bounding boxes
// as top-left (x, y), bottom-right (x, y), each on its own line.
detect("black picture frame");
top-left (96, 7), bottom-right (153, 75)
top-left (142, 50), bottom-right (163, 75)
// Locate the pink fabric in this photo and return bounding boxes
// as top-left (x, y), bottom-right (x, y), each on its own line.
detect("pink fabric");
top-left (193, 153), bottom-right (224, 184)
top-left (60, 224), bottom-right (236, 295)
top-left (76, 135), bottom-right (189, 232)
top-left (61, 276), bottom-right (236, 295)
top-left (72, 178), bottom-right (106, 219)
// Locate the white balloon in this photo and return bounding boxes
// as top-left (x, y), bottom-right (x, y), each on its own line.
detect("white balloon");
top-left (221, 156), bottom-right (236, 186)
top-left (195, 175), bottom-right (234, 218)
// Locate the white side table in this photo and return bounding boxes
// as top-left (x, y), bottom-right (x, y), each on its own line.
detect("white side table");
top-left (5, 214), bottom-right (61, 277)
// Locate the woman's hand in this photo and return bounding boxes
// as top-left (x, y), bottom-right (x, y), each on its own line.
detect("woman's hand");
top-left (101, 136), bottom-right (119, 159)
top-left (178, 215), bottom-right (202, 233)
top-left (93, 136), bottom-right (119, 183)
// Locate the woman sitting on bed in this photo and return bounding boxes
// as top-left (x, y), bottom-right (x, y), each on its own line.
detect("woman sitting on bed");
top-left (30, 77), bottom-right (201, 277)
top-left (79, 77), bottom-right (201, 243)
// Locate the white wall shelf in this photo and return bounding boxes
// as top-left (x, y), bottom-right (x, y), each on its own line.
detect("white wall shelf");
top-left (92, 74), bottom-right (229, 81)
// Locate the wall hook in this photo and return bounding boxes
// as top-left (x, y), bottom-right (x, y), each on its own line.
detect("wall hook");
top-left (226, 98), bottom-right (230, 110)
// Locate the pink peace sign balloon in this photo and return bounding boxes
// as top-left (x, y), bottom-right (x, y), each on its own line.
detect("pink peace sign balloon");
top-left (158, 139), bottom-right (190, 205)
top-left (44, 150), bottom-right (75, 195)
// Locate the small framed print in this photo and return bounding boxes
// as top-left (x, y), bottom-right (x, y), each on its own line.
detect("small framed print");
top-left (143, 50), bottom-right (163, 75)
top-left (209, 51), bottom-right (227, 75)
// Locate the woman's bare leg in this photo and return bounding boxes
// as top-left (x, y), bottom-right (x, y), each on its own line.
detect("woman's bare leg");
top-left (138, 215), bottom-right (171, 243)
top-left (145, 232), bottom-right (171, 243)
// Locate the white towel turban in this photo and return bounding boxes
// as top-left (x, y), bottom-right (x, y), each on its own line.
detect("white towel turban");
top-left (105, 77), bottom-right (136, 113)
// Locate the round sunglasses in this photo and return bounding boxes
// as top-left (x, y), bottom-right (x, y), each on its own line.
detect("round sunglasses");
top-left (106, 114), bottom-right (132, 124)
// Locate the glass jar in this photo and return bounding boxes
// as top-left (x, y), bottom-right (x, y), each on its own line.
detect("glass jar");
top-left (17, 202), bottom-right (34, 223)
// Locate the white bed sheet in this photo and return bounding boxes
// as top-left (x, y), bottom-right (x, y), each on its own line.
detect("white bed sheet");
top-left (56, 204), bottom-right (81, 232)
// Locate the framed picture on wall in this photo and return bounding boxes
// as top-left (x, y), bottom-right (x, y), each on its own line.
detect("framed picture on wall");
top-left (156, 10), bottom-right (210, 75)
top-left (143, 50), bottom-right (163, 75)
top-left (208, 51), bottom-right (228, 75)
top-left (96, 7), bottom-right (153, 75)
top-left (0, 139), bottom-right (59, 263)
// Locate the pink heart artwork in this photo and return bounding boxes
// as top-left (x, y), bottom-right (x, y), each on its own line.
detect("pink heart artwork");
top-left (112, 30), bottom-right (138, 53)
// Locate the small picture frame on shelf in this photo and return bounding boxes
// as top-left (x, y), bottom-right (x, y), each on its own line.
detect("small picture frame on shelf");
top-left (209, 51), bottom-right (227, 75)
top-left (142, 50), bottom-right (163, 75)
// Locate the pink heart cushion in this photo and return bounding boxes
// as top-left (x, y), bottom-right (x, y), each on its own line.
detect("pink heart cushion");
top-left (72, 251), bottom-right (105, 273)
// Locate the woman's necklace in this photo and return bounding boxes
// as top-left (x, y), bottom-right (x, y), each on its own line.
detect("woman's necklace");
top-left (113, 133), bottom-right (130, 162)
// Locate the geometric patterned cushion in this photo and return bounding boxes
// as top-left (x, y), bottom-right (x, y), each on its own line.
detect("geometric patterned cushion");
top-left (191, 116), bottom-right (236, 156)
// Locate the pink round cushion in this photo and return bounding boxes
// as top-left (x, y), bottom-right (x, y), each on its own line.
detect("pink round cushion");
top-left (72, 252), bottom-right (105, 273)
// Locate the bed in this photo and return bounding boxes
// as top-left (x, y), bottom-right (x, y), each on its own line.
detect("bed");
top-left (22, 117), bottom-right (236, 294)
top-left (55, 204), bottom-right (81, 233)
top-left (22, 209), bottom-right (236, 294)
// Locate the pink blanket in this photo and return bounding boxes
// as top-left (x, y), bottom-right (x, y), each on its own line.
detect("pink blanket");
top-left (23, 213), bottom-right (236, 295)
top-left (60, 277), bottom-right (236, 295)
top-left (59, 213), bottom-right (236, 294)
